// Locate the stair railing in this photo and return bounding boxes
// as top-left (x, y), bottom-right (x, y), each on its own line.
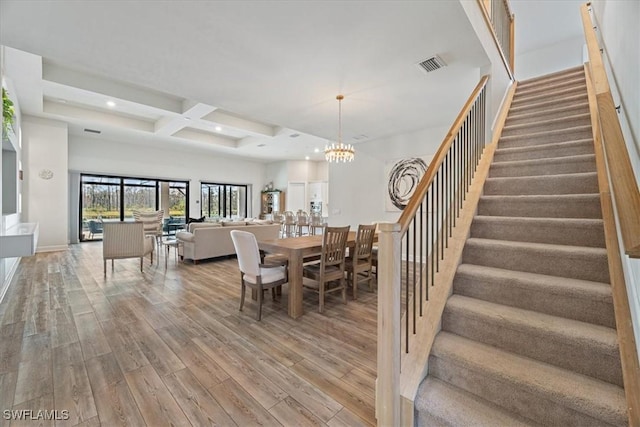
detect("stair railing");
top-left (581, 3), bottom-right (640, 258)
top-left (478, 0), bottom-right (515, 78)
top-left (377, 75), bottom-right (489, 426)
top-left (582, 3), bottom-right (640, 424)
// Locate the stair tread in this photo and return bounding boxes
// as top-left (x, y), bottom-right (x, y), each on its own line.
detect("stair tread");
top-left (512, 86), bottom-right (587, 104)
top-left (516, 76), bottom-right (586, 94)
top-left (445, 294), bottom-right (618, 350)
top-left (499, 124), bottom-right (592, 142)
top-left (473, 215), bottom-right (603, 227)
top-left (492, 153), bottom-right (595, 168)
top-left (485, 171), bottom-right (597, 183)
top-left (502, 112), bottom-right (590, 132)
top-left (416, 377), bottom-right (540, 427)
top-left (509, 93), bottom-right (588, 113)
top-left (507, 101), bottom-right (589, 120)
top-left (495, 138), bottom-right (592, 154)
top-left (431, 332), bottom-right (627, 424)
top-left (456, 263), bottom-right (611, 298)
top-left (480, 193), bottom-right (600, 201)
top-left (466, 237), bottom-right (607, 256)
top-left (518, 66), bottom-right (584, 86)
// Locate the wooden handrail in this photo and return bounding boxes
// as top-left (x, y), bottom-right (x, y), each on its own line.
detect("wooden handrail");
top-left (581, 3), bottom-right (640, 257)
top-left (398, 74), bottom-right (489, 235)
top-left (477, 0), bottom-right (515, 80)
top-left (584, 63), bottom-right (640, 427)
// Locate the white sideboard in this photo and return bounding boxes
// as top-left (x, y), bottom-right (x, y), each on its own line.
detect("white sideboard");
top-left (0, 222), bottom-right (39, 258)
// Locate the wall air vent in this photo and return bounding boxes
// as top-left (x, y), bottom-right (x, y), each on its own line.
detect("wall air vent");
top-left (84, 128), bottom-right (102, 134)
top-left (417, 55), bottom-right (447, 73)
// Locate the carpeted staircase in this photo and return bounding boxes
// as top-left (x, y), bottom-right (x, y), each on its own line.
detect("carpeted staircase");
top-left (415, 66), bottom-right (628, 426)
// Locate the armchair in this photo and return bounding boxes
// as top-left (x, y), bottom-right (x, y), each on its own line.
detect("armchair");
top-left (102, 222), bottom-right (155, 276)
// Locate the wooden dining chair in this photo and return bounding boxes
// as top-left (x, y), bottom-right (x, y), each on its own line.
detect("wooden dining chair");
top-left (345, 224), bottom-right (377, 300)
top-left (231, 230), bottom-right (288, 320)
top-left (302, 225), bottom-right (350, 313)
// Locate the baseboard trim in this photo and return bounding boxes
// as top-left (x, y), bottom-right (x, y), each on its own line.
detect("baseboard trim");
top-left (36, 245), bottom-right (69, 253)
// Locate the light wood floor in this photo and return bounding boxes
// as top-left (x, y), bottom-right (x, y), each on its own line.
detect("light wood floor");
top-left (0, 242), bottom-right (377, 426)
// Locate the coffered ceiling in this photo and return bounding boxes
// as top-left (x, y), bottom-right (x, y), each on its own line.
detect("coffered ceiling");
top-left (1, 1), bottom-right (490, 162)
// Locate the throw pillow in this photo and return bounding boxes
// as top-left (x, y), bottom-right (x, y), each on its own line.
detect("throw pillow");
top-left (187, 216), bottom-right (205, 224)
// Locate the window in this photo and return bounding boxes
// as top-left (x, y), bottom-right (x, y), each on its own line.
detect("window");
top-left (201, 183), bottom-right (248, 220)
top-left (79, 174), bottom-right (189, 241)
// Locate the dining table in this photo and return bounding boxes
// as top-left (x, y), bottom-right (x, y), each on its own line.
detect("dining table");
top-left (258, 231), bottom-right (377, 319)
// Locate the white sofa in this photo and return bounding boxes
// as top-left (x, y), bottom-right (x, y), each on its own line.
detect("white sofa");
top-left (176, 221), bottom-right (280, 263)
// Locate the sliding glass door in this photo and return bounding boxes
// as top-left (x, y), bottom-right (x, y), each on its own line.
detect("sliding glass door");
top-left (80, 174), bottom-right (189, 241)
top-left (201, 183), bottom-right (248, 220)
top-left (123, 178), bottom-right (157, 220)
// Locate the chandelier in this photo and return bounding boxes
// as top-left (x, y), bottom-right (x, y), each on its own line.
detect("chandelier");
top-left (325, 94), bottom-right (355, 163)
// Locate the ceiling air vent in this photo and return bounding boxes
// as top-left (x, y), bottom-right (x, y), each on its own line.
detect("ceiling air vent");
top-left (417, 55), bottom-right (447, 73)
top-left (84, 128), bottom-right (101, 134)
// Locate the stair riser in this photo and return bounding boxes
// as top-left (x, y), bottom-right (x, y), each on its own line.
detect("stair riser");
top-left (484, 173), bottom-right (599, 196)
top-left (429, 355), bottom-right (622, 427)
top-left (462, 242), bottom-right (609, 282)
top-left (478, 196), bottom-right (602, 219)
top-left (506, 105), bottom-right (590, 126)
top-left (499, 128), bottom-right (593, 148)
top-left (509, 94), bottom-right (588, 115)
top-left (512, 86), bottom-right (587, 106)
top-left (493, 142), bottom-right (594, 162)
top-left (501, 116), bottom-right (591, 137)
top-left (441, 306), bottom-right (623, 386)
top-left (453, 271), bottom-right (615, 328)
top-left (470, 219), bottom-right (605, 247)
top-left (515, 78), bottom-right (586, 98)
top-left (489, 157), bottom-right (596, 177)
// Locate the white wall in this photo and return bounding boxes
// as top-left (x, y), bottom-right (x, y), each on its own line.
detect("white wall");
top-left (591, 0), bottom-right (640, 358)
top-left (515, 35), bottom-right (584, 81)
top-left (22, 116), bottom-right (69, 252)
top-left (328, 126), bottom-right (448, 228)
top-left (68, 135), bottom-right (267, 220)
top-left (0, 61), bottom-right (23, 301)
top-left (265, 161), bottom-right (288, 192)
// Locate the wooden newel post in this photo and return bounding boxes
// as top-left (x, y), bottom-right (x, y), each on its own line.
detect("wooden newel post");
top-left (377, 222), bottom-right (401, 426)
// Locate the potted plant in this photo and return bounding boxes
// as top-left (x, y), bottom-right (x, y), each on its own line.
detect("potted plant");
top-left (2, 87), bottom-right (16, 137)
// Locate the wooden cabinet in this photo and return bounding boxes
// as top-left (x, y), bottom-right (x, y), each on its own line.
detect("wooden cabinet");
top-left (261, 191), bottom-right (284, 218)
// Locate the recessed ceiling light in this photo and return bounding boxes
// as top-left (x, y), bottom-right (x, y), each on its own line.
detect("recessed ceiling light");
top-left (314, 148), bottom-right (320, 153)
top-left (106, 100), bottom-right (116, 108)
top-left (215, 126), bottom-right (222, 132)
top-left (184, 117), bottom-right (192, 121)
top-left (57, 99), bottom-right (67, 104)
top-left (305, 156), bottom-right (310, 160)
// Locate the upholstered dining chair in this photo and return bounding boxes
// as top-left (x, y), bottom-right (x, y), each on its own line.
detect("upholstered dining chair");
top-left (345, 224), bottom-right (377, 300)
top-left (302, 225), bottom-right (350, 313)
top-left (102, 222), bottom-right (155, 276)
top-left (231, 230), bottom-right (288, 320)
